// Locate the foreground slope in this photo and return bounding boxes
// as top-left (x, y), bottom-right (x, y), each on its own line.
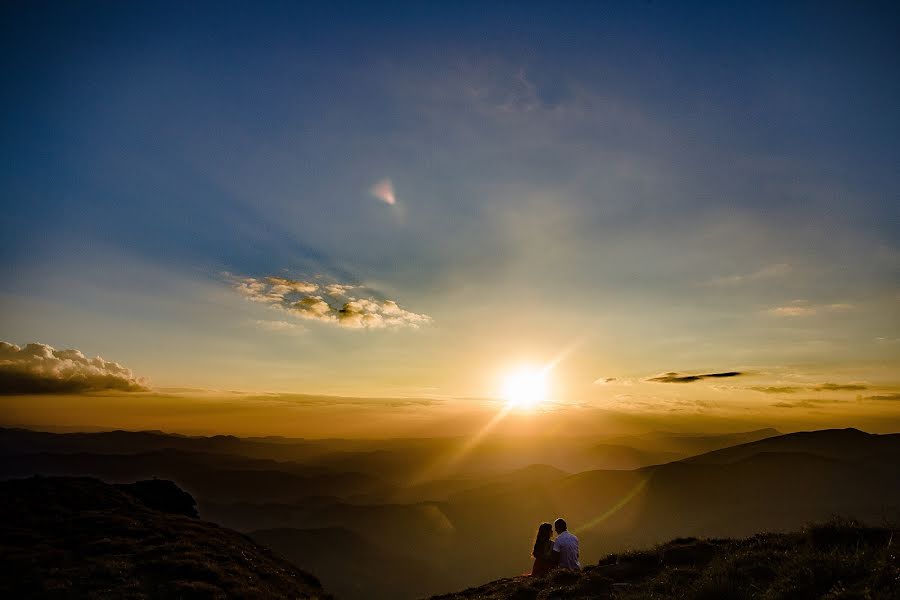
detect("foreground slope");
top-left (0, 476), bottom-right (330, 599)
top-left (431, 520), bottom-right (899, 599)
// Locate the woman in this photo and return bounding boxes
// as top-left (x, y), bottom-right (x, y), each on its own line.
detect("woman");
top-left (530, 522), bottom-right (556, 576)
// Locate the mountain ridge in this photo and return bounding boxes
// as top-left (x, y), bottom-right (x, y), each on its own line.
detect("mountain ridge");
top-left (0, 476), bottom-right (331, 599)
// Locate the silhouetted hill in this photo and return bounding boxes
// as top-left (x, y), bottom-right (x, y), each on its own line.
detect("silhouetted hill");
top-left (0, 448), bottom-right (387, 502)
top-left (587, 444), bottom-right (682, 469)
top-left (430, 519), bottom-right (899, 599)
top-left (0, 476), bottom-right (330, 599)
top-left (683, 427), bottom-right (900, 465)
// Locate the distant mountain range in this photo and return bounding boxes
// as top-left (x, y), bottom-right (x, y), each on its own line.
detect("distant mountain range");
top-left (1, 426), bottom-right (897, 599)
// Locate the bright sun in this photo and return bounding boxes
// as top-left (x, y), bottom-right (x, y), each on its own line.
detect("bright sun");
top-left (502, 366), bottom-right (550, 409)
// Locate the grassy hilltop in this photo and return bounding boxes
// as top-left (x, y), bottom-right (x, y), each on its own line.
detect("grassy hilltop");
top-left (0, 476), bottom-right (331, 599)
top-left (430, 519), bottom-right (899, 600)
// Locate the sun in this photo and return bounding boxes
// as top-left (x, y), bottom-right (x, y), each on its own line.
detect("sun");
top-left (502, 366), bottom-right (550, 410)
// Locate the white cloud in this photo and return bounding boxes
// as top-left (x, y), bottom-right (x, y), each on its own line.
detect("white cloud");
top-left (234, 275), bottom-right (318, 304)
top-left (370, 178), bottom-right (396, 205)
top-left (0, 341), bottom-right (149, 394)
top-left (324, 283), bottom-right (356, 297)
top-left (766, 300), bottom-right (854, 317)
top-left (231, 275), bottom-right (431, 330)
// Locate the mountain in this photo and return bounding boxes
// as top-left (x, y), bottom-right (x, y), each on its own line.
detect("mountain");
top-left (683, 427), bottom-right (900, 465)
top-left (0, 448), bottom-right (387, 503)
top-left (586, 444), bottom-right (682, 469)
top-left (602, 428), bottom-right (781, 456)
top-left (429, 519), bottom-right (899, 599)
top-left (2, 427), bottom-right (897, 599)
top-left (0, 476), bottom-right (331, 599)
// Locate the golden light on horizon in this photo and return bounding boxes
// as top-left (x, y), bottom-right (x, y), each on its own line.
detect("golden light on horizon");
top-left (502, 366), bottom-right (550, 410)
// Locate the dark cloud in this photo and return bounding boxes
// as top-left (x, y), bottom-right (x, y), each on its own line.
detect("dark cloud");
top-left (647, 371), bottom-right (743, 383)
top-left (865, 393), bottom-right (900, 401)
top-left (749, 386), bottom-right (801, 394)
top-left (813, 383), bottom-right (868, 391)
top-left (0, 341), bottom-right (149, 395)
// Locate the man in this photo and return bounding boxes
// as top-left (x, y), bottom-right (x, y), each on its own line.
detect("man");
top-left (551, 517), bottom-right (580, 570)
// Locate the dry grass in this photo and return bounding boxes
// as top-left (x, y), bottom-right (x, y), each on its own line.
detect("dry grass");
top-left (430, 518), bottom-right (898, 599)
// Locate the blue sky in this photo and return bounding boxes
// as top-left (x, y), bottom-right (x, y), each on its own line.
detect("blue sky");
top-left (1, 1), bottom-right (898, 433)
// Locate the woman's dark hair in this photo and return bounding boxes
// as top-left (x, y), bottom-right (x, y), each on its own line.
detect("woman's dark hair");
top-left (532, 522), bottom-right (553, 557)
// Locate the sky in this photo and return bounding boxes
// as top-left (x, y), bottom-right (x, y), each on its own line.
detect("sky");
top-left (1, 1), bottom-right (898, 436)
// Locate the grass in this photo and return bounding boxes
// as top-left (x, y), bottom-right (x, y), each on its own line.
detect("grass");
top-left (430, 518), bottom-right (898, 599)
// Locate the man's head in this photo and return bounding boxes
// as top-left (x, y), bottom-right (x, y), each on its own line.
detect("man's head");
top-left (554, 518), bottom-right (567, 534)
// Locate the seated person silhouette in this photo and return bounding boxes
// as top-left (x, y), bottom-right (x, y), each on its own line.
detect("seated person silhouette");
top-left (530, 522), bottom-right (555, 576)
top-left (551, 518), bottom-right (581, 570)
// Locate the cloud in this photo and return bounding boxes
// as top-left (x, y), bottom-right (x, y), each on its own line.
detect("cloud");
top-left (865, 393), bottom-right (900, 401)
top-left (771, 398), bottom-right (846, 409)
top-left (0, 341), bottom-right (149, 395)
top-left (230, 275), bottom-right (431, 330)
top-left (750, 383), bottom-right (867, 393)
top-left (647, 371), bottom-right (743, 383)
top-left (766, 300), bottom-right (854, 317)
top-left (234, 275), bottom-right (318, 304)
top-left (370, 178), bottom-right (396, 205)
top-left (813, 383), bottom-right (868, 391)
top-left (593, 377), bottom-right (617, 385)
top-left (749, 386), bottom-right (801, 394)
top-left (324, 283), bottom-right (356, 297)
top-left (708, 263), bottom-right (791, 286)
top-left (247, 393), bottom-right (444, 408)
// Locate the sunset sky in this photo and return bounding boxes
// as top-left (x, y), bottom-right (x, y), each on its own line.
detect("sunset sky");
top-left (1, 2), bottom-right (898, 436)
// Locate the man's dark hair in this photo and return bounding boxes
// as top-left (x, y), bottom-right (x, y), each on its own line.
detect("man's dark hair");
top-left (554, 518), bottom-right (567, 532)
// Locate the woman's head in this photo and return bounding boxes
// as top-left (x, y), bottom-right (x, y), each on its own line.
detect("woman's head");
top-left (533, 522), bottom-right (554, 557)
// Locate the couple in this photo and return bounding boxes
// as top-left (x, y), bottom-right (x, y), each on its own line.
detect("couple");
top-left (530, 517), bottom-right (580, 576)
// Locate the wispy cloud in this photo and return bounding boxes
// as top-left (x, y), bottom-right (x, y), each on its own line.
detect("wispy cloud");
top-left (708, 263), bottom-right (791, 286)
top-left (751, 383), bottom-right (867, 393)
top-left (229, 274), bottom-right (431, 330)
top-left (813, 382), bottom-right (867, 391)
top-left (647, 371), bottom-right (743, 383)
top-left (866, 393), bottom-right (900, 401)
top-left (749, 386), bottom-right (801, 394)
top-left (370, 178), bottom-right (396, 205)
top-left (766, 300), bottom-right (854, 317)
top-left (771, 398), bottom-right (847, 409)
top-left (0, 341), bottom-right (148, 394)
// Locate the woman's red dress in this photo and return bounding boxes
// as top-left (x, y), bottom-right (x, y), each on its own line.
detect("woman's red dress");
top-left (530, 539), bottom-right (555, 576)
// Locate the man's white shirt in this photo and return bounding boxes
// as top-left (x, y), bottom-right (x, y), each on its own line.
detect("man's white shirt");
top-left (552, 531), bottom-right (580, 570)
